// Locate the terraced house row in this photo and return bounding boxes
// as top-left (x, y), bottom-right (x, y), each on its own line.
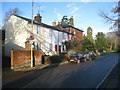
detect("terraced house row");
top-left (2, 13), bottom-right (84, 57)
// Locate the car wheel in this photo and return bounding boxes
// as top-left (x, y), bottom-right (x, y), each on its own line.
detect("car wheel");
top-left (77, 60), bottom-right (80, 63)
top-left (67, 61), bottom-right (69, 63)
top-left (89, 57), bottom-right (92, 60)
top-left (84, 58), bottom-right (86, 62)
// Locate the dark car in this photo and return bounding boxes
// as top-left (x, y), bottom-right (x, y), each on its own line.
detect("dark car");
top-left (82, 51), bottom-right (96, 60)
top-left (68, 53), bottom-right (85, 63)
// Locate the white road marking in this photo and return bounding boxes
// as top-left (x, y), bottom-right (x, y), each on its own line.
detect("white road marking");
top-left (96, 57), bottom-right (118, 89)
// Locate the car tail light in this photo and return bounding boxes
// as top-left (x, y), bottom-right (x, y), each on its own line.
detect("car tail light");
top-left (74, 57), bottom-right (77, 59)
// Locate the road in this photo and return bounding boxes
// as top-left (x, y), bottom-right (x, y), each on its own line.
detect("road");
top-left (3, 53), bottom-right (118, 88)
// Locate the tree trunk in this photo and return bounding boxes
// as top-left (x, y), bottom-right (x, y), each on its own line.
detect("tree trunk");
top-left (110, 44), bottom-right (112, 50)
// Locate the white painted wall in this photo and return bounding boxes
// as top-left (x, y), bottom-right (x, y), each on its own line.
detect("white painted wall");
top-left (3, 14), bottom-right (69, 57)
top-left (3, 15), bottom-right (28, 57)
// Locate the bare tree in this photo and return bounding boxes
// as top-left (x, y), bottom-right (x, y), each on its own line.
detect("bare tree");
top-left (99, 1), bottom-right (120, 31)
top-left (4, 8), bottom-right (22, 23)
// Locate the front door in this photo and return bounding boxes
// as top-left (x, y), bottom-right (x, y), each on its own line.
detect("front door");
top-left (59, 45), bottom-right (61, 54)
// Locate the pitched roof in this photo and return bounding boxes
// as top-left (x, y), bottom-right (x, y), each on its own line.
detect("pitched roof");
top-left (12, 14), bottom-right (73, 35)
top-left (62, 23), bottom-right (84, 32)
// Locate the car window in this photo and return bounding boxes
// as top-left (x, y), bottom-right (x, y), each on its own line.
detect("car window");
top-left (78, 53), bottom-right (82, 56)
top-left (70, 54), bottom-right (77, 57)
top-left (82, 52), bottom-right (86, 54)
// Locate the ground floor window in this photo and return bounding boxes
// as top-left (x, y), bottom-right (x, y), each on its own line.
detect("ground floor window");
top-left (37, 42), bottom-right (41, 50)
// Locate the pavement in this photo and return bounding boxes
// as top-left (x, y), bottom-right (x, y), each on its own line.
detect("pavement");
top-left (13, 61), bottom-right (69, 72)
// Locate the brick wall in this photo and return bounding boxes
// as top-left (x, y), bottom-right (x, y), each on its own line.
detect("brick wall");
top-left (11, 50), bottom-right (42, 69)
top-left (76, 31), bottom-right (83, 41)
top-left (25, 42), bottom-right (31, 50)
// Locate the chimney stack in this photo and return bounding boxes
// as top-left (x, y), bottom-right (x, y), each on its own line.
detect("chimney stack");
top-left (34, 13), bottom-right (42, 23)
top-left (57, 22), bottom-right (63, 30)
top-left (69, 16), bottom-right (74, 26)
top-left (52, 20), bottom-right (56, 26)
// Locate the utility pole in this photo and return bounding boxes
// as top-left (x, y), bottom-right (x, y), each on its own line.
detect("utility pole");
top-left (31, 0), bottom-right (34, 68)
top-left (32, 0), bottom-right (34, 32)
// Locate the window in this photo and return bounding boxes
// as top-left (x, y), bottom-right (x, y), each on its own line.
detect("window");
top-left (37, 42), bottom-right (41, 50)
top-left (63, 32), bottom-right (65, 39)
top-left (49, 44), bottom-right (52, 51)
top-left (49, 29), bottom-right (52, 37)
top-left (69, 34), bottom-right (71, 40)
top-left (37, 26), bottom-right (41, 35)
top-left (63, 45), bottom-right (64, 51)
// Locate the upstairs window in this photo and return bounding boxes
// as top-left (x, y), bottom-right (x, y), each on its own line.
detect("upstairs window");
top-left (37, 26), bottom-right (41, 35)
top-left (49, 44), bottom-right (52, 51)
top-left (49, 29), bottom-right (52, 37)
top-left (63, 32), bottom-right (65, 39)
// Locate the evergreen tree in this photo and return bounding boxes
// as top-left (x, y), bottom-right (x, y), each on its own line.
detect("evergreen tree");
top-left (95, 32), bottom-right (108, 51)
top-left (61, 16), bottom-right (69, 24)
top-left (87, 27), bottom-right (94, 43)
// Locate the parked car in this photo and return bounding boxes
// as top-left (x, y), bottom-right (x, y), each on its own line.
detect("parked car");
top-left (68, 53), bottom-right (86, 63)
top-left (82, 51), bottom-right (96, 60)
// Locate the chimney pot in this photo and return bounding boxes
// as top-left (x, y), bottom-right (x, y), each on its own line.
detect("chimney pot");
top-left (69, 16), bottom-right (74, 26)
top-left (52, 20), bottom-right (56, 26)
top-left (37, 13), bottom-right (40, 16)
top-left (34, 13), bottom-right (42, 23)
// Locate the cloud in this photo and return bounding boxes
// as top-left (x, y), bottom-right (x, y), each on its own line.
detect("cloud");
top-left (54, 8), bottom-right (57, 13)
top-left (57, 13), bottom-right (62, 21)
top-left (53, 8), bottom-right (62, 21)
top-left (67, 3), bottom-right (75, 8)
top-left (70, 7), bottom-right (79, 14)
top-left (80, 0), bottom-right (91, 2)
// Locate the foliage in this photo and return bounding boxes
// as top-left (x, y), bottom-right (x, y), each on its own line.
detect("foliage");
top-left (95, 32), bottom-right (109, 51)
top-left (4, 8), bottom-right (22, 23)
top-left (87, 27), bottom-right (94, 43)
top-left (81, 35), bottom-right (95, 52)
top-left (72, 39), bottom-right (78, 49)
top-left (64, 40), bottom-right (71, 50)
top-left (25, 38), bottom-right (30, 43)
top-left (81, 35), bottom-right (96, 52)
top-left (61, 16), bottom-right (69, 24)
top-left (106, 32), bottom-right (118, 50)
top-left (64, 39), bottom-right (82, 53)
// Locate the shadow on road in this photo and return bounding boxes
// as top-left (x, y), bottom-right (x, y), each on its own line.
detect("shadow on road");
top-left (2, 54), bottom-right (67, 88)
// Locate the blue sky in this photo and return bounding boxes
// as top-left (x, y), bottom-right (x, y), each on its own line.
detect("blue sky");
top-left (1, 1), bottom-right (118, 38)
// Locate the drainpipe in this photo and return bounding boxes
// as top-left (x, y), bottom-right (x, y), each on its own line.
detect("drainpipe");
top-left (31, 0), bottom-right (34, 68)
top-left (70, 28), bottom-right (72, 40)
top-left (74, 29), bottom-right (76, 39)
top-left (58, 31), bottom-right (59, 55)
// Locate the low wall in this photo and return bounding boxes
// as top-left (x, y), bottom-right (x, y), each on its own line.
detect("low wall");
top-left (11, 50), bottom-right (42, 69)
top-left (44, 54), bottom-right (68, 64)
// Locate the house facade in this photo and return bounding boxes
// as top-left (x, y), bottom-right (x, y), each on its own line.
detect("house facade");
top-left (52, 16), bottom-right (83, 43)
top-left (2, 13), bottom-right (72, 57)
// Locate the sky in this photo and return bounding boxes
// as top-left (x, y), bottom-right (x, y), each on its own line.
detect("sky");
top-left (1, 0), bottom-right (118, 38)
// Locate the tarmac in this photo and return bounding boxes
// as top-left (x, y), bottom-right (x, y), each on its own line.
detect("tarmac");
top-left (2, 53), bottom-right (120, 88)
top-left (99, 63), bottom-right (120, 88)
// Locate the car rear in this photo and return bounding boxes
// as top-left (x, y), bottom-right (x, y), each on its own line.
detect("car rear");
top-left (68, 54), bottom-right (79, 63)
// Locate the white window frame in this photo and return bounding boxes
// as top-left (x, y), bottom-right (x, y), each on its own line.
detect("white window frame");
top-left (49, 29), bottom-right (52, 37)
top-left (37, 26), bottom-right (41, 35)
top-left (49, 43), bottom-right (52, 51)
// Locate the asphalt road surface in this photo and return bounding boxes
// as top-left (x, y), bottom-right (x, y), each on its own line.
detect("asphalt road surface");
top-left (3, 53), bottom-right (118, 88)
